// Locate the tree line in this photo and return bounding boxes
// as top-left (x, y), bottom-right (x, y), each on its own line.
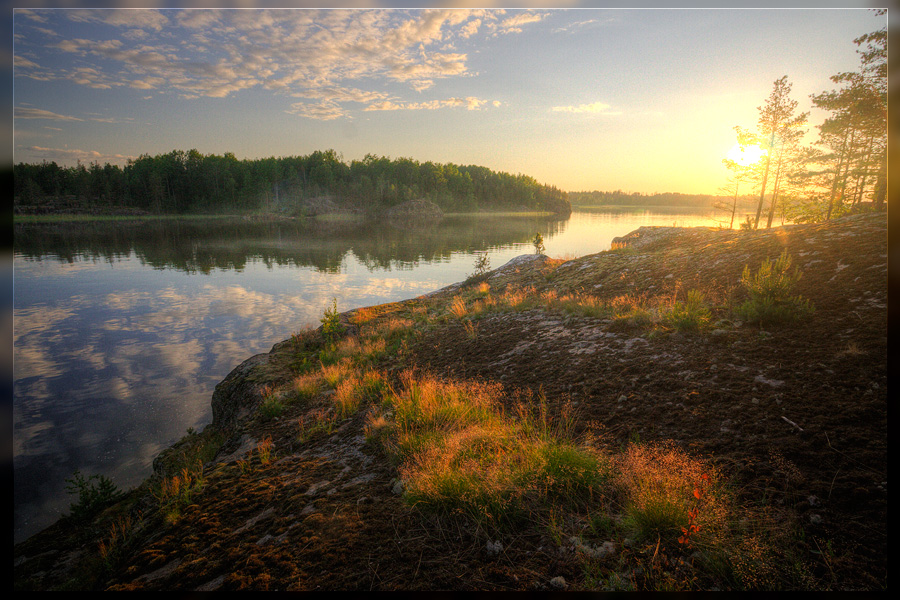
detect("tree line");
top-left (721, 12), bottom-right (886, 229)
top-left (567, 190), bottom-right (752, 209)
top-left (13, 149), bottom-right (571, 216)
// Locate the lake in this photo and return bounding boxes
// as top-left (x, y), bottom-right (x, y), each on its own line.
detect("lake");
top-left (13, 206), bottom-right (735, 543)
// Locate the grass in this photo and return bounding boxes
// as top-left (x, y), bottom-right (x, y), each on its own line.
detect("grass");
top-left (375, 372), bottom-right (610, 528)
top-left (661, 289), bottom-right (712, 332)
top-left (236, 265), bottom-right (828, 589)
top-left (152, 459), bottom-right (206, 525)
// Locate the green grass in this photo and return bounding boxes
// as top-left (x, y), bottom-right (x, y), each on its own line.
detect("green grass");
top-left (662, 289), bottom-right (712, 331)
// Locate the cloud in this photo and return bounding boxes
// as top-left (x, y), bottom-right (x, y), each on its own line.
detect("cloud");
top-left (67, 9), bottom-right (170, 32)
top-left (14, 55), bottom-right (41, 69)
top-left (496, 11), bottom-right (548, 34)
top-left (14, 107), bottom-right (83, 121)
top-left (363, 96), bottom-right (497, 112)
top-left (287, 101), bottom-right (348, 121)
top-left (550, 101), bottom-right (619, 114)
top-left (18, 8), bottom-right (537, 119)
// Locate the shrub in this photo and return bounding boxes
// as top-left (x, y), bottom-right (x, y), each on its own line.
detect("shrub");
top-left (320, 297), bottom-right (344, 343)
top-left (466, 252), bottom-right (491, 283)
top-left (735, 250), bottom-right (814, 325)
top-left (532, 232), bottom-right (546, 254)
top-left (64, 471), bottom-right (125, 521)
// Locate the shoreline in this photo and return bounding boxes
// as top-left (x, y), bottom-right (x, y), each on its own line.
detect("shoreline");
top-left (14, 214), bottom-right (887, 591)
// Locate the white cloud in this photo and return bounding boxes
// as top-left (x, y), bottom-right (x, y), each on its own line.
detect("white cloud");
top-left (14, 107), bottom-right (83, 121)
top-left (25, 9), bottom-right (533, 120)
top-left (496, 11), bottom-right (548, 35)
top-left (363, 96), bottom-right (497, 112)
top-left (67, 9), bottom-right (169, 33)
top-left (550, 101), bottom-right (619, 114)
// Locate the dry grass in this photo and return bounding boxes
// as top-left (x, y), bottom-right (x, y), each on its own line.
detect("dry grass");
top-left (379, 372), bottom-right (610, 527)
top-left (449, 296), bottom-right (468, 319)
top-left (292, 372), bottom-right (322, 401)
top-left (321, 359), bottom-right (354, 389)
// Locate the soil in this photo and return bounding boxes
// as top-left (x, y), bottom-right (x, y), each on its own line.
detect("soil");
top-left (13, 212), bottom-right (887, 591)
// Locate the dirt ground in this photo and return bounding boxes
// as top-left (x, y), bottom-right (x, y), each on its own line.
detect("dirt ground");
top-left (14, 212), bottom-right (887, 591)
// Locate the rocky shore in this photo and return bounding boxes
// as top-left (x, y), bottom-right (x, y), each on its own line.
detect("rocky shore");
top-left (14, 213), bottom-right (887, 591)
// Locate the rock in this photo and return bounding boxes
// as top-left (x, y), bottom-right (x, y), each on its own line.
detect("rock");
top-left (486, 540), bottom-right (503, 556)
top-left (550, 576), bottom-right (567, 590)
top-left (210, 352), bottom-right (276, 433)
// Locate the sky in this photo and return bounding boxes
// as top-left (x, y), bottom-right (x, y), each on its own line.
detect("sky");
top-left (10, 5), bottom-right (887, 195)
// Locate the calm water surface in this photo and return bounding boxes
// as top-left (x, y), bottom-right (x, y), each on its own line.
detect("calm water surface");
top-left (13, 207), bottom-right (726, 543)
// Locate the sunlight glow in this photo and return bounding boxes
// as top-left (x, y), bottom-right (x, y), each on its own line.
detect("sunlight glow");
top-left (727, 143), bottom-right (767, 166)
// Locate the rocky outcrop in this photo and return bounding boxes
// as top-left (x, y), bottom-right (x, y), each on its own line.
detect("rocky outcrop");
top-left (209, 351), bottom-right (280, 434)
top-left (209, 312), bottom-right (359, 435)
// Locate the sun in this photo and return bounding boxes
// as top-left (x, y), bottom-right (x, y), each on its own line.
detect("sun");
top-left (727, 143), bottom-right (767, 166)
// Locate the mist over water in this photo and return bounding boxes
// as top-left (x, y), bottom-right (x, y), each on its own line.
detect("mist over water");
top-left (13, 208), bottom-right (724, 543)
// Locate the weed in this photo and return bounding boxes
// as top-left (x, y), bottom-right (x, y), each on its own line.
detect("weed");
top-left (380, 372), bottom-right (609, 528)
top-left (321, 359), bottom-right (353, 388)
top-left (97, 513), bottom-right (142, 573)
top-left (64, 471), bottom-right (125, 522)
top-left (153, 459), bottom-right (205, 525)
top-left (464, 320), bottom-right (478, 339)
top-left (256, 437), bottom-right (274, 464)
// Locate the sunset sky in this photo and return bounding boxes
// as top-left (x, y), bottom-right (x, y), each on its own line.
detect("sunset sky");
top-left (11, 6), bottom-right (885, 194)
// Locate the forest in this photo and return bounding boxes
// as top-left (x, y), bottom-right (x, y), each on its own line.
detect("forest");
top-left (12, 150), bottom-right (571, 217)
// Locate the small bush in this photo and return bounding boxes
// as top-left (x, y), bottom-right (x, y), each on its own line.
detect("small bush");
top-left (735, 251), bottom-right (814, 325)
top-left (466, 252), bottom-right (491, 283)
top-left (532, 232), bottom-right (546, 255)
top-left (320, 297), bottom-right (344, 343)
top-left (64, 471), bottom-right (125, 522)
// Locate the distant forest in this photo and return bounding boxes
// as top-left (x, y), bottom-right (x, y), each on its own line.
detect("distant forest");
top-left (13, 149), bottom-right (571, 216)
top-left (567, 190), bottom-right (757, 208)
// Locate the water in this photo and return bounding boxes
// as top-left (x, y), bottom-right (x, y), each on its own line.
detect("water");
top-left (13, 207), bottom-right (726, 543)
